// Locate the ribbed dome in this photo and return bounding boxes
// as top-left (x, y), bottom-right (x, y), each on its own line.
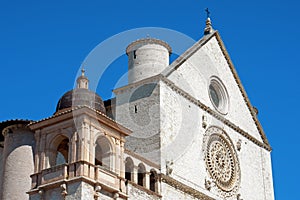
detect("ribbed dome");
top-left (55, 88), bottom-right (106, 114)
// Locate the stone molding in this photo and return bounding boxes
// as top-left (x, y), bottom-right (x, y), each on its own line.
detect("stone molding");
top-left (214, 32), bottom-right (270, 148)
top-left (161, 30), bottom-right (271, 150)
top-left (160, 75), bottom-right (271, 151)
top-left (127, 181), bottom-right (162, 198)
top-left (0, 119), bottom-right (32, 138)
top-left (126, 38), bottom-right (172, 55)
top-left (161, 174), bottom-right (214, 200)
top-left (124, 149), bottom-right (160, 169)
top-left (28, 106), bottom-right (131, 137)
top-left (113, 73), bottom-right (271, 151)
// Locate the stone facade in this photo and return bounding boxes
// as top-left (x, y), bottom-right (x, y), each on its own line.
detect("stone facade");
top-left (0, 19), bottom-right (274, 200)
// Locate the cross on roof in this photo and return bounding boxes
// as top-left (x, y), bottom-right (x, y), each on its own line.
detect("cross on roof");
top-left (205, 8), bottom-right (210, 18)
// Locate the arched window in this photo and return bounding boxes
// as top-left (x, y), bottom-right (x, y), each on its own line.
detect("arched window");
top-left (125, 157), bottom-right (134, 182)
top-left (150, 169), bottom-right (158, 192)
top-left (95, 136), bottom-right (113, 170)
top-left (49, 136), bottom-right (69, 167)
top-left (137, 163), bottom-right (146, 187)
top-left (56, 138), bottom-right (69, 165)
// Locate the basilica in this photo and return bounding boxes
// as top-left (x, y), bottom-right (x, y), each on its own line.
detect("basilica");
top-left (0, 17), bottom-right (274, 200)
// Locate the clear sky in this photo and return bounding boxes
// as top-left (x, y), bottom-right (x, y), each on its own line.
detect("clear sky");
top-left (0, 0), bottom-right (299, 199)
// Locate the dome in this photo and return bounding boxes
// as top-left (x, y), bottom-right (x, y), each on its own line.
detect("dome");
top-left (55, 69), bottom-right (106, 114)
top-left (55, 88), bottom-right (106, 114)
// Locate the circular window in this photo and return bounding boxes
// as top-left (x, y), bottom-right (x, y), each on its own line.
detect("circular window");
top-left (208, 77), bottom-right (229, 114)
top-left (203, 127), bottom-right (240, 196)
top-left (206, 134), bottom-right (237, 191)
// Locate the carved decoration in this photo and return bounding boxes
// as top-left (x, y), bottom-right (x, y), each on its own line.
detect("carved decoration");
top-left (94, 185), bottom-right (101, 199)
top-left (166, 160), bottom-right (173, 175)
top-left (60, 183), bottom-right (68, 197)
top-left (38, 189), bottom-right (44, 199)
top-left (237, 193), bottom-right (243, 200)
top-left (205, 178), bottom-right (212, 191)
top-left (236, 139), bottom-right (242, 151)
top-left (202, 115), bottom-right (208, 129)
top-left (203, 126), bottom-right (240, 197)
top-left (113, 192), bottom-right (119, 199)
top-left (115, 139), bottom-right (120, 145)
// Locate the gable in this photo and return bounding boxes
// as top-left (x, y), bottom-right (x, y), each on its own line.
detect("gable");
top-left (162, 31), bottom-right (270, 150)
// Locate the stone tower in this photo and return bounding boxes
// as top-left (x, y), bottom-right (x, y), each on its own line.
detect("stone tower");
top-left (0, 120), bottom-right (35, 200)
top-left (126, 38), bottom-right (172, 84)
top-left (27, 71), bottom-right (131, 200)
top-left (114, 38), bottom-right (172, 164)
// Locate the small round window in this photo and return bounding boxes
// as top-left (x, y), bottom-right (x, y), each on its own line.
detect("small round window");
top-left (208, 77), bottom-right (229, 114)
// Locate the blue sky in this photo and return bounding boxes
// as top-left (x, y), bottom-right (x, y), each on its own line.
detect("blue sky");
top-left (0, 0), bottom-right (299, 199)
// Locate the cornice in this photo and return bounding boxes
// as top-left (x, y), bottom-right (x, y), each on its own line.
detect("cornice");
top-left (29, 106), bottom-right (132, 136)
top-left (126, 37), bottom-right (172, 55)
top-left (161, 174), bottom-right (214, 200)
top-left (111, 71), bottom-right (271, 151)
top-left (159, 31), bottom-right (271, 151)
top-left (159, 75), bottom-right (272, 151)
top-left (127, 181), bottom-right (162, 198)
top-left (0, 119), bottom-right (32, 139)
top-left (113, 74), bottom-right (161, 95)
top-left (162, 31), bottom-right (216, 77)
top-left (124, 149), bottom-right (160, 169)
top-left (214, 32), bottom-right (270, 148)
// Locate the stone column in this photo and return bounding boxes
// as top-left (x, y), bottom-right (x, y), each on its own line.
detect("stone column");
top-left (133, 166), bottom-right (138, 184)
top-left (145, 172), bottom-right (150, 189)
top-left (39, 132), bottom-right (46, 170)
top-left (115, 139), bottom-right (120, 175)
top-left (68, 131), bottom-right (77, 179)
top-left (71, 131), bottom-right (77, 163)
top-left (119, 141), bottom-right (125, 178)
top-left (33, 130), bottom-right (40, 173)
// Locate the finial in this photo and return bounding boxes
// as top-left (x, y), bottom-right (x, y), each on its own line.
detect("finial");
top-left (77, 67), bottom-right (89, 89)
top-left (204, 8), bottom-right (213, 35)
top-left (81, 68), bottom-right (85, 76)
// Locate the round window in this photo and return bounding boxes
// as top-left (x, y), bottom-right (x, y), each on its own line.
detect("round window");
top-left (208, 77), bottom-right (229, 114)
top-left (203, 127), bottom-right (240, 196)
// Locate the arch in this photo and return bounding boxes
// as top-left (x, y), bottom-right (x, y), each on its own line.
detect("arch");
top-left (56, 138), bottom-right (69, 165)
top-left (137, 163), bottom-right (146, 187)
top-left (125, 157), bottom-right (134, 182)
top-left (49, 135), bottom-right (69, 167)
top-left (149, 169), bottom-right (158, 192)
top-left (94, 136), bottom-right (114, 170)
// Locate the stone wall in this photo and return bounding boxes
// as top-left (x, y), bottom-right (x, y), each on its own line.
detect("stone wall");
top-left (44, 187), bottom-right (64, 200)
top-left (167, 36), bottom-right (263, 143)
top-left (115, 82), bottom-right (161, 164)
top-left (68, 182), bottom-right (94, 200)
top-left (158, 34), bottom-right (274, 199)
top-left (158, 79), bottom-right (274, 199)
top-left (127, 183), bottom-right (160, 200)
top-left (161, 182), bottom-right (204, 200)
